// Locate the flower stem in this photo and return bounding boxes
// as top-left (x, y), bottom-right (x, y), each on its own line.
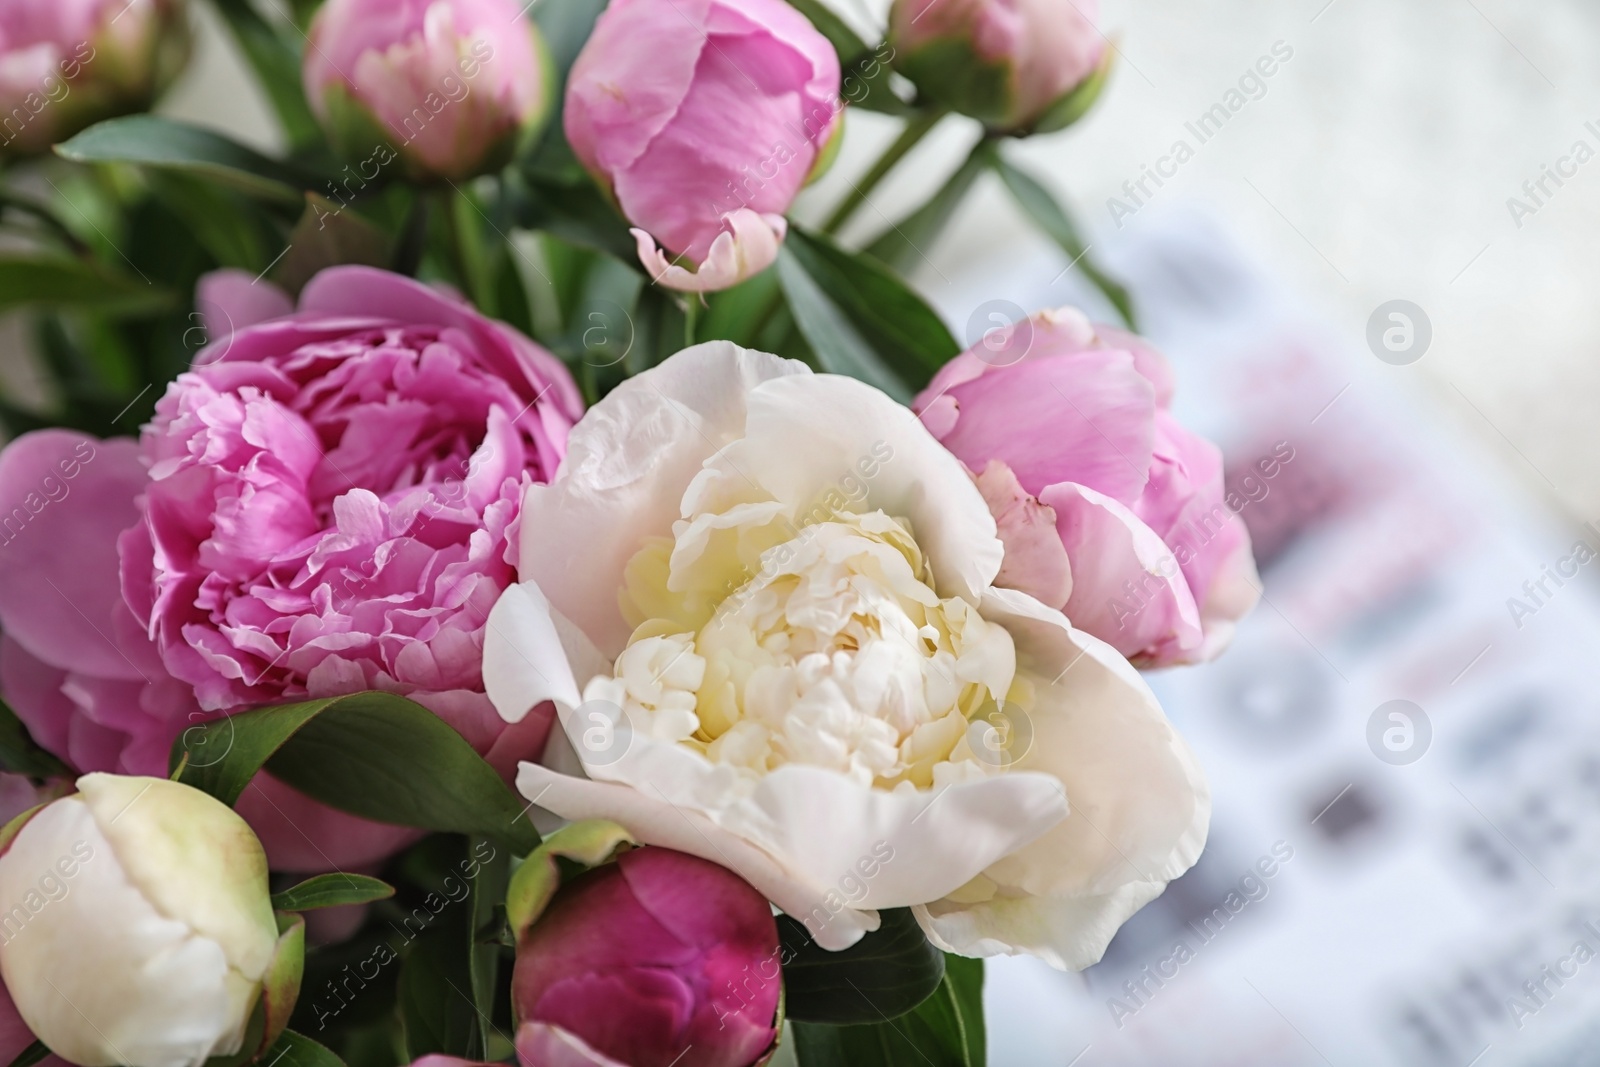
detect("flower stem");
top-left (683, 296), bottom-right (700, 348)
top-left (821, 108), bottom-right (947, 236)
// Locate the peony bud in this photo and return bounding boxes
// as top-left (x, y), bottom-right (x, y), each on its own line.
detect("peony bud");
top-left (513, 847), bottom-right (780, 1067)
top-left (887, 0), bottom-right (1110, 133)
top-left (914, 307), bottom-right (1259, 667)
top-left (0, 0), bottom-right (191, 156)
top-left (0, 775), bottom-right (285, 1067)
top-left (303, 0), bottom-right (551, 183)
top-left (565, 0), bottom-right (842, 292)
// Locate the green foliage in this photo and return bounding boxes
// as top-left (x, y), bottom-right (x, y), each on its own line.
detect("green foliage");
top-left (793, 955), bottom-right (986, 1067)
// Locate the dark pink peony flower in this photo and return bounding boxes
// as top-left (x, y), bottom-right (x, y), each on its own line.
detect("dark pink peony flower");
top-left (0, 266), bottom-right (581, 868)
top-left (914, 306), bottom-right (1259, 667)
top-left (513, 848), bottom-right (781, 1067)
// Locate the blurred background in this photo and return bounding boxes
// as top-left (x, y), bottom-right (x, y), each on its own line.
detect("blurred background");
top-left (9, 1), bottom-right (1600, 1064)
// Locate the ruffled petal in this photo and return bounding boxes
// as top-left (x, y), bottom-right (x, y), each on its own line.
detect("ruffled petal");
top-left (633, 211), bottom-right (786, 294)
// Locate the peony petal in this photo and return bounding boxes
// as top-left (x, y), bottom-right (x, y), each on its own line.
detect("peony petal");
top-left (939, 350), bottom-right (1156, 503)
top-left (195, 269), bottom-right (293, 345)
top-left (974, 460), bottom-right (1072, 608)
top-left (0, 431), bottom-right (148, 680)
top-left (713, 371), bottom-right (1004, 604)
top-left (484, 582), bottom-right (611, 725)
top-left (235, 774), bottom-right (421, 872)
top-left (515, 342), bottom-right (806, 657)
top-left (515, 1021), bottom-right (630, 1067)
top-left (915, 587), bottom-right (1209, 970)
top-left (517, 761), bottom-right (879, 952)
top-left (632, 211), bottom-right (786, 294)
top-left (1038, 481), bottom-right (1203, 665)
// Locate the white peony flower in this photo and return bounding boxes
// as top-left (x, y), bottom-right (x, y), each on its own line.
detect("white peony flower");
top-left (0, 775), bottom-right (281, 1067)
top-left (484, 343), bottom-right (1209, 968)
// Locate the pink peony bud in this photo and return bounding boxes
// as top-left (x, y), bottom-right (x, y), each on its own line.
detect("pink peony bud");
top-left (513, 848), bottom-right (781, 1067)
top-left (303, 0), bottom-right (551, 183)
top-left (565, 0), bottom-right (842, 292)
top-left (887, 0), bottom-right (1109, 133)
top-left (0, 0), bottom-right (191, 156)
top-left (914, 307), bottom-right (1260, 667)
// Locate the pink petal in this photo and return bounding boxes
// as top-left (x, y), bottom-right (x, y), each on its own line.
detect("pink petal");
top-left (0, 431), bottom-right (147, 679)
top-left (1039, 481), bottom-right (1203, 666)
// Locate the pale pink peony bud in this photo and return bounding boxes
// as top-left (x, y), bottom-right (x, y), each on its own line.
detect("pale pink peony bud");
top-left (0, 0), bottom-right (190, 156)
top-left (303, 0), bottom-right (551, 183)
top-left (887, 0), bottom-right (1110, 133)
top-left (564, 0), bottom-right (842, 292)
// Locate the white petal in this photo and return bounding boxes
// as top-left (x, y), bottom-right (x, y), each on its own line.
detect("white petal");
top-left (518, 761), bottom-right (878, 951)
top-left (484, 582), bottom-right (609, 723)
top-left (523, 730), bottom-right (1066, 950)
top-left (634, 211), bottom-right (787, 293)
top-left (711, 372), bottom-right (1005, 604)
top-left (517, 343), bottom-right (807, 657)
top-left (915, 587), bottom-right (1209, 969)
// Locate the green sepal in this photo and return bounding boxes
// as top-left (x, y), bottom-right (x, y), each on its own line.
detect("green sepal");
top-left (505, 819), bottom-right (635, 942)
top-left (270, 873), bottom-right (396, 912)
top-left (1028, 45), bottom-right (1115, 136)
top-left (263, 912), bottom-right (308, 1053)
top-left (0, 803), bottom-right (47, 859)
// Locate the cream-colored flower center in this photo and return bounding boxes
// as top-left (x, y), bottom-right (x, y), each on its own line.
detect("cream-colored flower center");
top-left (585, 501), bottom-right (1024, 788)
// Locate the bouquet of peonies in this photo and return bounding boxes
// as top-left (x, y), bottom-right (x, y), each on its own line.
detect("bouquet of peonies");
top-left (0, 0), bottom-right (1258, 1064)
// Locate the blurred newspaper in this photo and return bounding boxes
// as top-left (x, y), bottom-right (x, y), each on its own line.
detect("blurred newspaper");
top-left (936, 204), bottom-right (1600, 1067)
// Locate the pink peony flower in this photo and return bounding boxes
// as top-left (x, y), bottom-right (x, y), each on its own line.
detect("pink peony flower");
top-left (887, 0), bottom-right (1107, 132)
top-left (304, 0), bottom-right (550, 182)
top-left (914, 307), bottom-right (1259, 667)
top-left (0, 266), bottom-right (581, 868)
top-left (564, 0), bottom-right (842, 292)
top-left (0, 0), bottom-right (191, 156)
top-left (512, 848), bottom-right (781, 1067)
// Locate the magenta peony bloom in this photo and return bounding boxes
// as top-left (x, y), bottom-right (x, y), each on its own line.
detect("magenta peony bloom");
top-left (513, 848), bottom-right (780, 1067)
top-left (887, 0), bottom-right (1107, 133)
top-left (304, 0), bottom-right (550, 182)
top-left (0, 266), bottom-right (581, 868)
top-left (0, 0), bottom-right (190, 156)
top-left (565, 0), bottom-right (841, 292)
top-left (914, 307), bottom-right (1259, 667)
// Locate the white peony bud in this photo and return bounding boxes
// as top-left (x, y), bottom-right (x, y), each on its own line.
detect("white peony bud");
top-left (0, 774), bottom-right (281, 1067)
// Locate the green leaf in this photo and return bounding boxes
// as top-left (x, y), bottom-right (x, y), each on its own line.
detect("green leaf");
top-left (863, 143), bottom-right (987, 274)
top-left (699, 267), bottom-right (781, 348)
top-left (6, 1041), bottom-right (48, 1067)
top-left (57, 117), bottom-right (314, 205)
top-left (777, 243), bottom-right (908, 401)
top-left (792, 954), bottom-right (985, 1067)
top-left (398, 839), bottom-right (486, 1061)
top-left (784, 227), bottom-right (956, 390)
top-left (260, 1030), bottom-right (348, 1067)
top-left (0, 699), bottom-right (69, 779)
top-left (169, 692), bottom-right (540, 855)
top-left (467, 836), bottom-right (510, 1056)
top-left (779, 909), bottom-right (946, 1024)
top-left (206, 0), bottom-right (323, 151)
top-left (989, 150), bottom-right (1136, 327)
top-left (272, 194), bottom-right (393, 296)
top-left (272, 874), bottom-right (396, 912)
top-left (0, 256), bottom-right (169, 316)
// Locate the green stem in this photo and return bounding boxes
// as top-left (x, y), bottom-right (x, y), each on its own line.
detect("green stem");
top-left (821, 109), bottom-right (946, 236)
top-left (683, 297), bottom-right (700, 348)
